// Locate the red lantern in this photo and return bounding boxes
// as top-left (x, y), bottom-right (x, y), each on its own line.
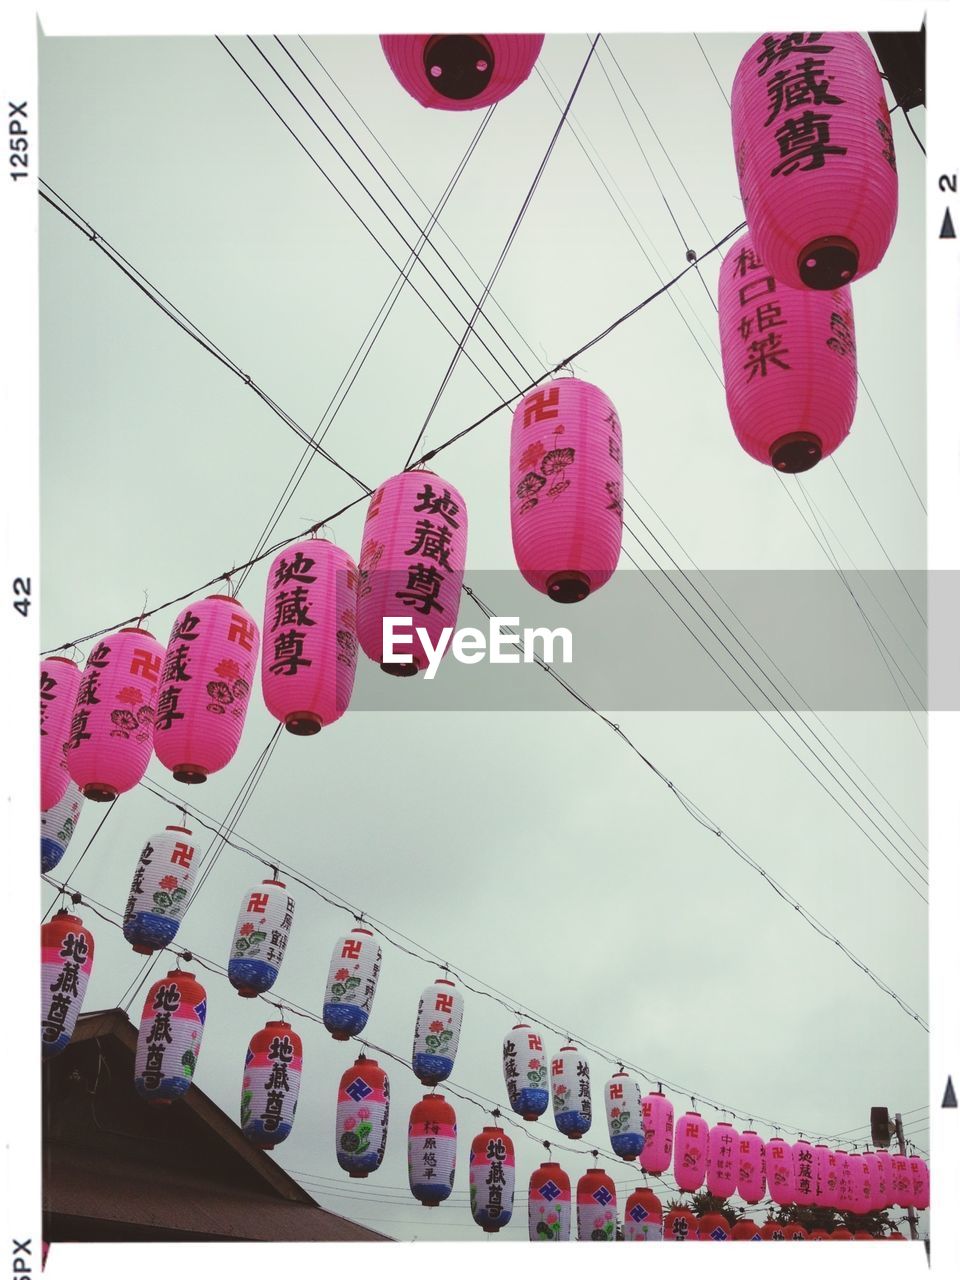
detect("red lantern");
top-left (639, 1089), bottom-right (674, 1174)
top-left (469, 1127), bottom-right (515, 1232)
top-left (408, 1093), bottom-right (457, 1205)
top-left (809, 1229), bottom-right (831, 1240)
top-left (576, 1166), bottom-right (617, 1242)
top-left (733, 1219), bottom-right (763, 1240)
top-left (854, 1231), bottom-right (874, 1240)
top-left (380, 34), bottom-right (543, 111)
top-left (528, 1162), bottom-right (571, 1241)
top-left (831, 1227), bottom-right (853, 1239)
top-left (760, 1220), bottom-right (787, 1240)
top-left (738, 1129), bottom-right (766, 1203)
top-left (65, 628), bottom-right (163, 800)
top-left (153, 595), bottom-right (259, 783)
top-left (41, 910), bottom-right (95, 1057)
top-left (706, 1121), bottom-right (739, 1197)
top-left (336, 1055), bottom-right (389, 1178)
top-left (664, 1208), bottom-right (697, 1242)
top-left (784, 1222), bottom-right (810, 1240)
top-left (241, 1020), bottom-right (302, 1149)
top-left (673, 1110), bottom-right (708, 1192)
top-left (623, 1187), bottom-right (662, 1241)
top-left (134, 969), bottom-right (207, 1104)
top-left (698, 1212), bottom-right (732, 1241)
top-left (731, 32), bottom-right (898, 291)
top-left (792, 1138), bottom-right (817, 1206)
top-left (766, 1136), bottom-right (796, 1205)
top-left (40, 658), bottom-right (83, 811)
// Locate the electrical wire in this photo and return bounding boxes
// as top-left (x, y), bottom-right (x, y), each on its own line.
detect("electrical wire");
top-left (40, 798), bottom-right (118, 923)
top-left (693, 34), bottom-right (731, 107)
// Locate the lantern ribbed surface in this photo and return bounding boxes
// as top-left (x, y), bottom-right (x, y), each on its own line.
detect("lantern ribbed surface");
top-left (835, 1150), bottom-right (853, 1209)
top-left (623, 1187), bottom-right (662, 1241)
top-left (718, 231), bottom-right (857, 472)
top-left (65, 628), bottom-right (163, 801)
top-left (910, 1156), bottom-right (929, 1210)
top-left (733, 1219), bottom-right (763, 1240)
top-left (815, 1143), bottom-right (841, 1207)
top-left (731, 32), bottom-right (898, 290)
top-left (503, 1022), bottom-right (548, 1120)
top-left (760, 1220), bottom-right (787, 1240)
top-left (41, 911), bottom-right (94, 1057)
top-left (40, 657), bottom-right (83, 811)
top-left (528, 1162), bottom-right (571, 1241)
top-left (673, 1110), bottom-right (708, 1192)
top-left (469, 1127), bottom-right (515, 1232)
top-left (664, 1208), bottom-right (697, 1242)
top-left (640, 1090), bottom-right (674, 1173)
top-left (134, 970), bottom-right (207, 1104)
top-left (576, 1167), bottom-right (617, 1241)
top-left (550, 1045), bottom-right (591, 1138)
top-left (227, 879), bottom-right (295, 997)
top-left (604, 1070), bottom-right (645, 1160)
top-left (241, 1020), bottom-right (303, 1149)
top-left (831, 1227), bottom-right (853, 1239)
top-left (510, 377), bottom-right (623, 602)
top-left (738, 1129), bottom-right (766, 1203)
top-left (792, 1137), bottom-right (816, 1205)
top-left (336, 1056), bottom-right (390, 1177)
top-left (889, 1152), bottom-right (913, 1207)
top-left (865, 1152), bottom-right (881, 1211)
top-left (809, 1228), bottom-right (832, 1240)
top-left (261, 539), bottom-right (359, 735)
top-left (380, 34), bottom-right (543, 111)
top-left (41, 779), bottom-right (83, 875)
top-left (767, 1137), bottom-right (796, 1205)
top-left (323, 927), bottom-right (382, 1039)
top-left (408, 1092), bottom-right (457, 1205)
top-left (706, 1121), bottom-right (740, 1197)
top-left (122, 826), bottom-right (197, 954)
top-left (873, 1148), bottom-right (891, 1210)
top-left (848, 1150), bottom-right (873, 1213)
top-left (357, 470), bottom-right (468, 675)
top-left (412, 977), bottom-right (462, 1085)
top-left (785, 1222), bottom-right (810, 1240)
top-left (698, 1212), bottom-right (732, 1241)
top-left (153, 595), bottom-right (259, 783)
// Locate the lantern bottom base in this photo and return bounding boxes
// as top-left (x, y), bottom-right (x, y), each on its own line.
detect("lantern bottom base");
top-left (546, 571), bottom-right (590, 603)
top-left (172, 765), bottom-right (208, 784)
top-left (81, 783), bottom-right (118, 802)
top-left (348, 1171), bottom-right (369, 1179)
top-left (131, 944), bottom-right (156, 956)
top-left (284, 711), bottom-right (323, 735)
top-left (797, 235), bottom-right (859, 289)
top-left (331, 1030), bottom-right (351, 1041)
top-left (770, 432), bottom-right (822, 473)
top-left (236, 988), bottom-right (259, 999)
top-left (380, 660), bottom-right (419, 677)
top-left (482, 1226), bottom-right (499, 1234)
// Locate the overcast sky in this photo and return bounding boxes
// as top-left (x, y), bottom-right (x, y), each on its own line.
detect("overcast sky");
top-left (38, 26), bottom-right (928, 1242)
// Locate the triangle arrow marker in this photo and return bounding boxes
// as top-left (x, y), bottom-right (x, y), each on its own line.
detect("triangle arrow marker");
top-left (943, 1075), bottom-right (957, 1108)
top-left (940, 207), bottom-right (956, 239)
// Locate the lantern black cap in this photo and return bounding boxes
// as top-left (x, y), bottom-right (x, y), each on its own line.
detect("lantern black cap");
top-left (423, 34), bottom-right (495, 100)
top-left (770, 432), bottom-right (823, 473)
top-left (380, 660), bottom-right (419, 677)
top-left (798, 236), bottom-right (859, 289)
top-left (546, 571), bottom-right (590, 603)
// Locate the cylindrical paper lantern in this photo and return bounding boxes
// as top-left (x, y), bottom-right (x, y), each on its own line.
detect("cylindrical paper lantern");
top-left (623, 1187), bottom-right (662, 1241)
top-left (809, 1229), bottom-right (831, 1240)
top-left (40, 657), bottom-right (83, 810)
top-left (664, 1207), bottom-right (697, 1241)
top-left (408, 1093), bottom-right (457, 1206)
top-left (41, 910), bottom-right (94, 1057)
top-left (815, 1142), bottom-right (840, 1207)
top-left (785, 1222), bottom-right (810, 1240)
top-left (153, 595), bottom-right (259, 783)
top-left (380, 34), bottom-right (543, 111)
top-left (718, 231), bottom-right (857, 472)
top-left (831, 1227), bottom-right (853, 1239)
top-left (323, 926), bottom-right (382, 1038)
top-left (528, 1162), bottom-right (571, 1241)
top-left (550, 1044), bottom-right (591, 1138)
top-left (673, 1110), bottom-right (708, 1192)
top-left (122, 826), bottom-right (197, 954)
top-left (731, 32), bottom-right (898, 291)
top-left (698, 1212), bottom-right (732, 1241)
top-left (65, 628), bottom-right (163, 800)
top-left (863, 1151), bottom-right (881, 1211)
top-left (469, 1127), bottom-right (515, 1232)
top-left (605, 1070), bottom-right (645, 1160)
top-left (357, 470), bottom-right (467, 676)
top-left (733, 1219), bottom-right (763, 1240)
top-left (848, 1150), bottom-right (873, 1214)
top-left (889, 1152), bottom-right (913, 1207)
top-left (854, 1230), bottom-right (873, 1240)
top-left (873, 1148), bottom-right (891, 1210)
top-left (227, 879), bottom-right (295, 997)
top-left (739, 1129), bottom-right (766, 1203)
top-left (707, 1121), bottom-right (740, 1197)
top-left (640, 1089), bottom-right (674, 1173)
top-left (910, 1155), bottom-right (929, 1210)
top-left (510, 377), bottom-right (623, 601)
top-left (835, 1150), bottom-right (853, 1210)
top-left (336, 1056), bottom-right (390, 1177)
top-left (760, 1221), bottom-right (787, 1240)
top-left (767, 1136), bottom-right (796, 1205)
top-left (503, 1022), bottom-right (548, 1120)
top-left (261, 538), bottom-right (358, 735)
top-left (792, 1138), bottom-right (817, 1205)
top-left (412, 977), bottom-right (463, 1085)
top-left (576, 1167), bottom-right (617, 1241)
top-left (134, 969), bottom-right (206, 1104)
top-left (41, 780), bottom-right (84, 875)
top-left (241, 1020), bottom-right (303, 1149)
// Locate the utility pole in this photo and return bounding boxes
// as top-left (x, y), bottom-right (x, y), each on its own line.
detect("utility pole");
top-left (893, 1113), bottom-right (920, 1242)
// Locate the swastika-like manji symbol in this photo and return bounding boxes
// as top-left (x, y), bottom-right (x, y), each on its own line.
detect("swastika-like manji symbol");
top-left (130, 649), bottom-right (161, 682)
top-left (522, 385), bottom-right (560, 427)
top-left (552, 1059), bottom-right (564, 1076)
top-left (228, 613), bottom-right (256, 651)
top-left (540, 1180), bottom-right (562, 1202)
top-left (609, 1083), bottom-right (623, 1099)
top-left (592, 1186), bottom-right (613, 1206)
top-left (710, 1227), bottom-right (728, 1240)
top-left (247, 892), bottom-right (269, 913)
top-left (341, 938), bottom-right (363, 959)
top-left (435, 993), bottom-right (454, 1013)
top-left (171, 842), bottom-right (195, 868)
top-left (345, 1077), bottom-right (374, 1103)
top-left (528, 1034), bottom-right (542, 1051)
top-left (629, 1204), bottom-right (649, 1222)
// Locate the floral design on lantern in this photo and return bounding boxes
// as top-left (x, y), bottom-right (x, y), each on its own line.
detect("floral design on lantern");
top-left (241, 1021), bottom-right (303, 1149)
top-left (40, 657), bottom-right (83, 811)
top-left (623, 1187), bottom-right (662, 1241)
top-left (41, 911), bottom-right (95, 1057)
top-left (503, 1022), bottom-right (548, 1120)
top-left (122, 826), bottom-right (197, 954)
top-left (134, 970), bottom-right (207, 1104)
top-left (673, 1110), bottom-right (708, 1193)
top-left (528, 1162), bottom-right (571, 1241)
top-left (605, 1070), bottom-right (645, 1160)
top-left (767, 1136), bottom-right (796, 1205)
top-left (408, 1093), bottom-right (457, 1206)
top-left (41, 779), bottom-right (84, 875)
top-left (640, 1089), bottom-right (674, 1174)
top-left (227, 879), bottom-right (295, 997)
top-left (323, 926), bottom-right (382, 1039)
top-left (738, 1129), bottom-right (766, 1203)
top-left (412, 977), bottom-right (463, 1085)
top-left (336, 1056), bottom-right (390, 1177)
top-left (550, 1044), bottom-right (591, 1138)
top-left (470, 1127), bottom-right (515, 1232)
top-left (380, 34), bottom-right (543, 111)
top-left (576, 1167), bottom-right (617, 1241)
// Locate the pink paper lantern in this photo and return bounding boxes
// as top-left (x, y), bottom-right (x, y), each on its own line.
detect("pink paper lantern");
top-left (766, 1137), bottom-right (796, 1205)
top-left (873, 1148), bottom-right (892, 1210)
top-left (673, 1110), bottom-right (708, 1192)
top-left (706, 1121), bottom-right (739, 1197)
top-left (65, 628), bottom-right (164, 801)
top-left (639, 1089), bottom-right (674, 1174)
top-left (380, 34), bottom-right (543, 111)
top-left (738, 1129), bottom-right (766, 1203)
top-left (718, 231), bottom-right (857, 472)
top-left (510, 378), bottom-right (623, 602)
top-left (153, 595), bottom-right (259, 783)
top-left (261, 538), bottom-right (359, 735)
top-left (910, 1156), bottom-right (929, 1210)
top-left (889, 1152), bottom-right (914, 1208)
top-left (835, 1150), bottom-right (854, 1210)
top-left (864, 1152), bottom-right (881, 1211)
top-left (731, 32), bottom-right (898, 290)
top-left (814, 1143), bottom-right (841, 1208)
top-left (40, 657), bottom-right (83, 811)
top-left (792, 1138), bottom-right (817, 1206)
top-left (357, 470), bottom-right (467, 676)
top-left (848, 1150), bottom-right (873, 1213)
